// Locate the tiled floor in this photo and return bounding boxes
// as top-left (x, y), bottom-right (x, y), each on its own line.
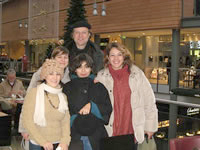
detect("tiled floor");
top-left (0, 111), bottom-right (24, 150)
top-left (0, 135), bottom-right (23, 150)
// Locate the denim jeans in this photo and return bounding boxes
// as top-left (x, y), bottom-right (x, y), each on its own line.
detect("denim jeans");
top-left (29, 141), bottom-right (59, 150)
top-left (80, 136), bottom-right (93, 150)
top-left (29, 142), bottom-right (43, 150)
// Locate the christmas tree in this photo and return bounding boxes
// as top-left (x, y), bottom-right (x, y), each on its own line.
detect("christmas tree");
top-left (43, 43), bottom-right (54, 62)
top-left (63, 0), bottom-right (88, 46)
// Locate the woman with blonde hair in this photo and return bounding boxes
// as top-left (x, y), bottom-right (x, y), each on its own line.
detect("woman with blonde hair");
top-left (22, 59), bottom-right (71, 150)
top-left (96, 42), bottom-right (158, 150)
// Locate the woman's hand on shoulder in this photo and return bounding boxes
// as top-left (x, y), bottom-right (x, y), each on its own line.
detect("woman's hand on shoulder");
top-left (79, 103), bottom-right (91, 115)
top-left (58, 143), bottom-right (68, 150)
top-left (144, 131), bottom-right (154, 139)
top-left (42, 142), bottom-right (53, 150)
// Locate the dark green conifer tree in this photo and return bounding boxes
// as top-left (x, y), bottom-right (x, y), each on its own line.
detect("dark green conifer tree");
top-left (43, 44), bottom-right (54, 62)
top-left (63, 0), bottom-right (87, 46)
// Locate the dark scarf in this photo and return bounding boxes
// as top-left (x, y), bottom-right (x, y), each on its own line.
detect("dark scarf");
top-left (68, 41), bottom-right (95, 62)
top-left (109, 65), bottom-right (134, 136)
top-left (67, 77), bottom-right (94, 114)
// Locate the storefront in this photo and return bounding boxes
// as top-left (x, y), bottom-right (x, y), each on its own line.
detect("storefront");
top-left (156, 102), bottom-right (200, 140)
top-left (99, 28), bottom-right (200, 91)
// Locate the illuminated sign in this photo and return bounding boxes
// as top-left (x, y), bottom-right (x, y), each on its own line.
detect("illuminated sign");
top-left (190, 41), bottom-right (200, 49)
top-left (158, 119), bottom-right (179, 128)
top-left (187, 108), bottom-right (200, 116)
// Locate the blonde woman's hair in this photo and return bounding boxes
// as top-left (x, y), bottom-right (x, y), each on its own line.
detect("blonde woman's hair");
top-left (40, 59), bottom-right (64, 80)
top-left (51, 46), bottom-right (69, 59)
top-left (104, 42), bottom-right (134, 72)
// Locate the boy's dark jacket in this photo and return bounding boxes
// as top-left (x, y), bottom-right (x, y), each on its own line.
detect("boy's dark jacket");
top-left (63, 77), bottom-right (112, 150)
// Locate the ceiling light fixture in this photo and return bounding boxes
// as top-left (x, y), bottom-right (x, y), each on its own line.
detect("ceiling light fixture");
top-left (101, 0), bottom-right (106, 16)
top-left (93, 0), bottom-right (98, 16)
top-left (24, 21), bottom-right (28, 28)
top-left (19, 21), bottom-right (23, 28)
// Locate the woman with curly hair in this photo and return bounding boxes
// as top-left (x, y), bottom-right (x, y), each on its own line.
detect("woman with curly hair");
top-left (96, 42), bottom-right (158, 150)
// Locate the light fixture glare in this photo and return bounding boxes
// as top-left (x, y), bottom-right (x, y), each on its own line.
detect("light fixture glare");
top-left (102, 10), bottom-right (106, 16)
top-left (24, 22), bottom-right (28, 28)
top-left (19, 21), bottom-right (23, 28)
top-left (93, 9), bottom-right (98, 16)
top-left (101, 1), bottom-right (106, 16)
top-left (93, 0), bottom-right (98, 16)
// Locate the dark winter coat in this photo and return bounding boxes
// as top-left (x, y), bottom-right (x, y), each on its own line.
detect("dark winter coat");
top-left (63, 77), bottom-right (112, 150)
top-left (66, 40), bottom-right (104, 74)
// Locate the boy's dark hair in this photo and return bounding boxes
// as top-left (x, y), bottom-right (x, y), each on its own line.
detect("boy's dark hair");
top-left (69, 53), bottom-right (94, 75)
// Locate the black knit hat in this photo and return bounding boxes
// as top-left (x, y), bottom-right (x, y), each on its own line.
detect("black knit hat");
top-left (70, 20), bottom-right (91, 30)
top-left (73, 113), bottom-right (101, 136)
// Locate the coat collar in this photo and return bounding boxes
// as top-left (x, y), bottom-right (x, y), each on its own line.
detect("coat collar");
top-left (100, 64), bottom-right (140, 79)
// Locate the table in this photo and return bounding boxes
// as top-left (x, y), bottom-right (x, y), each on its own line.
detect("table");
top-left (0, 112), bottom-right (8, 117)
top-left (0, 96), bottom-right (24, 132)
top-left (0, 97), bottom-right (24, 111)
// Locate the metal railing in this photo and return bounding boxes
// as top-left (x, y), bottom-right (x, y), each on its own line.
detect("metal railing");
top-left (157, 97), bottom-right (200, 108)
top-left (156, 96), bottom-right (200, 150)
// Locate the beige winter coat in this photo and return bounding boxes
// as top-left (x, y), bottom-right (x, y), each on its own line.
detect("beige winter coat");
top-left (96, 65), bottom-right (158, 144)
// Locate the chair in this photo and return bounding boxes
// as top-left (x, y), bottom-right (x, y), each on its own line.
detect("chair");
top-left (170, 136), bottom-right (200, 150)
top-left (0, 112), bottom-right (12, 150)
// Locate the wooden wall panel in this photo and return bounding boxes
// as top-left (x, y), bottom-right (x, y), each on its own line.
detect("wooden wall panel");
top-left (183, 0), bottom-right (194, 17)
top-left (59, 11), bottom-right (67, 38)
top-left (58, 0), bottom-right (182, 35)
top-left (2, 0), bottom-right (182, 41)
top-left (59, 0), bottom-right (69, 10)
top-left (85, 0), bottom-right (182, 34)
top-left (2, 0), bottom-right (28, 41)
top-left (2, 0), bottom-right (28, 22)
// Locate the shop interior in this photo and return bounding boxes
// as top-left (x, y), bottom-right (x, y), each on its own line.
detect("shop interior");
top-left (100, 28), bottom-right (200, 89)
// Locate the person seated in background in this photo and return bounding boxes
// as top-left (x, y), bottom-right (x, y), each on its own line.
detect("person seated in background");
top-left (0, 68), bottom-right (26, 111)
top-left (0, 68), bottom-right (26, 98)
top-left (0, 68), bottom-right (26, 134)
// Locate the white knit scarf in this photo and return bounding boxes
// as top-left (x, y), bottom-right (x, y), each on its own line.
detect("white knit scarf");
top-left (34, 83), bottom-right (68, 127)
